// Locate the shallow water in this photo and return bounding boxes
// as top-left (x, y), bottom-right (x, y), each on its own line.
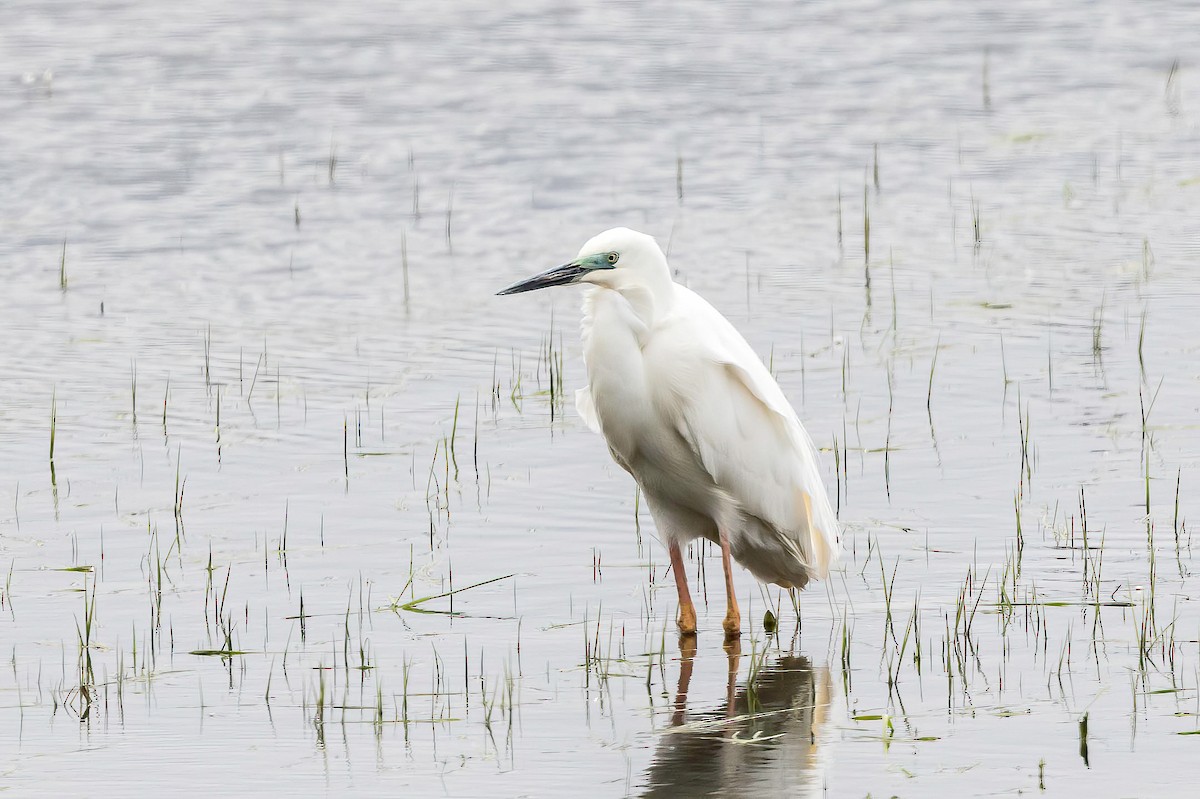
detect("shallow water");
top-left (3, 0), bottom-right (1200, 795)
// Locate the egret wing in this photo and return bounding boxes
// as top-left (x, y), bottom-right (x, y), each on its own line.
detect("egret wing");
top-left (663, 290), bottom-right (840, 578)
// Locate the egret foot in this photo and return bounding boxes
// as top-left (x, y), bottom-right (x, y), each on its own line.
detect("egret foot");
top-left (677, 603), bottom-right (698, 636)
top-left (722, 612), bottom-right (741, 639)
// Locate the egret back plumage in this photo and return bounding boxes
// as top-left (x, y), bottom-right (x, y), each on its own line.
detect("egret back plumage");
top-left (499, 227), bottom-right (839, 638)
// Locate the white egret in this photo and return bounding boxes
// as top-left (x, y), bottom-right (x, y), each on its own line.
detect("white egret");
top-left (498, 228), bottom-right (839, 638)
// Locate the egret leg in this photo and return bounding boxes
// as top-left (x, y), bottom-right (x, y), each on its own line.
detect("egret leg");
top-left (668, 542), bottom-right (697, 635)
top-left (719, 531), bottom-right (741, 638)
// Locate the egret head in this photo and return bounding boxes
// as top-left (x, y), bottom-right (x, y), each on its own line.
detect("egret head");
top-left (496, 227), bottom-right (668, 296)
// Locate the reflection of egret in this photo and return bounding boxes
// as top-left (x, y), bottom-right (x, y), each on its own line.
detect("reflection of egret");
top-left (498, 228), bottom-right (840, 639)
top-left (641, 638), bottom-right (831, 797)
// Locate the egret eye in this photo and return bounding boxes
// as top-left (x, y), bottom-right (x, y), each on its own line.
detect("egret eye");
top-left (606, 252), bottom-right (619, 265)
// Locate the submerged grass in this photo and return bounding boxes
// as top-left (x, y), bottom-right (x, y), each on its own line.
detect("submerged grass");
top-left (391, 574), bottom-right (516, 615)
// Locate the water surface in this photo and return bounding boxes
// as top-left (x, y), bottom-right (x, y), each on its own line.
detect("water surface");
top-left (3, 1), bottom-right (1200, 795)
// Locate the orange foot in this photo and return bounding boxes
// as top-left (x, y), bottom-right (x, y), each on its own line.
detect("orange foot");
top-left (722, 612), bottom-right (741, 639)
top-left (677, 603), bottom-right (697, 636)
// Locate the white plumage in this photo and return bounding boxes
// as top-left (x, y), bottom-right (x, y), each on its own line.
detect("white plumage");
top-left (499, 227), bottom-right (839, 637)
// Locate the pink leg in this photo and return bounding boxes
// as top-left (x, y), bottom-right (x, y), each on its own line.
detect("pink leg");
top-left (669, 541), bottom-right (697, 635)
top-left (719, 531), bottom-right (741, 639)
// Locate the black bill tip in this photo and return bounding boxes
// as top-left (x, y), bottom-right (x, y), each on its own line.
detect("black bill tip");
top-left (496, 261), bottom-right (587, 296)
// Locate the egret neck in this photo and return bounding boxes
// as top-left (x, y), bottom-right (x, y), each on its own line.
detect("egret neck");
top-left (584, 243), bottom-right (677, 333)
